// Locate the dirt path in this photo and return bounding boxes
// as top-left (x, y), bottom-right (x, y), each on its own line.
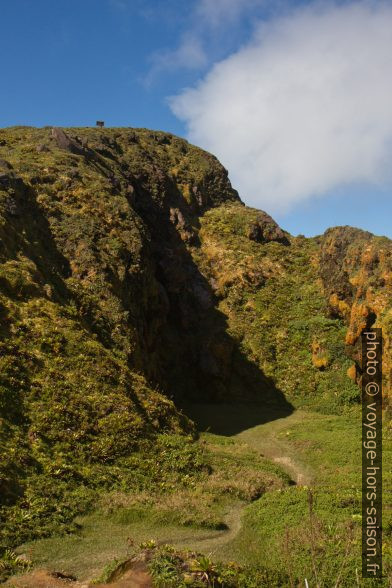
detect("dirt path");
top-left (8, 409), bottom-right (313, 586)
top-left (6, 564), bottom-right (153, 588)
top-left (168, 409), bottom-right (313, 556)
top-left (235, 410), bottom-right (313, 486)
top-left (171, 501), bottom-right (244, 556)
top-left (186, 403), bottom-right (313, 486)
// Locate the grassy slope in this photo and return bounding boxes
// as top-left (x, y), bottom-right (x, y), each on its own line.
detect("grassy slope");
top-left (14, 433), bottom-right (289, 582)
top-left (188, 205), bottom-right (392, 585)
top-left (0, 125), bottom-right (239, 564)
top-left (184, 405), bottom-right (392, 587)
top-left (0, 129), bottom-right (282, 566)
top-left (14, 407), bottom-right (391, 587)
top-left (193, 202), bottom-right (362, 411)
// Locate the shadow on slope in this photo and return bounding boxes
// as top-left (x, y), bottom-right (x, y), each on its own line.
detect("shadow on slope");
top-left (128, 164), bottom-right (294, 425)
top-left (181, 403), bottom-right (292, 436)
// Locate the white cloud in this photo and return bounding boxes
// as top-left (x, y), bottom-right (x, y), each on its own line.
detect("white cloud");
top-left (145, 33), bottom-right (207, 85)
top-left (143, 0), bottom-right (266, 83)
top-left (170, 1), bottom-right (392, 213)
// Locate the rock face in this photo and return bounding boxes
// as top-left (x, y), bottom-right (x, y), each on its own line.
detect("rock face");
top-left (51, 127), bottom-right (86, 155)
top-left (319, 225), bottom-right (392, 387)
top-left (248, 212), bottom-right (290, 245)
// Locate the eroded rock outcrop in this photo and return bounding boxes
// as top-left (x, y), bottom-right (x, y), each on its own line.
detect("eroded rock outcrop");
top-left (248, 212), bottom-right (290, 245)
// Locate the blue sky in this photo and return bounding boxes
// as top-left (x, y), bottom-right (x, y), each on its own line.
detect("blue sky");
top-left (1, 0), bottom-right (392, 238)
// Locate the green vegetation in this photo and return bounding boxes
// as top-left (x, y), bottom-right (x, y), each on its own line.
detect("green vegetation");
top-left (147, 543), bottom-right (289, 587)
top-left (12, 432), bottom-right (288, 581)
top-left (0, 549), bottom-right (31, 580)
top-left (90, 556), bottom-right (129, 585)
top-left (0, 125), bottom-right (236, 563)
top-left (189, 406), bottom-right (392, 587)
top-left (0, 126), bottom-right (391, 586)
top-left (194, 203), bottom-right (361, 412)
top-left (8, 408), bottom-right (390, 586)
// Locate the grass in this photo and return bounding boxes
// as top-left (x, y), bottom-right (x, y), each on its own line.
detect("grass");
top-left (195, 405), bottom-right (392, 588)
top-left (193, 202), bottom-right (363, 412)
top-left (146, 543), bottom-right (289, 587)
top-left (11, 405), bottom-right (391, 586)
top-left (13, 431), bottom-right (289, 581)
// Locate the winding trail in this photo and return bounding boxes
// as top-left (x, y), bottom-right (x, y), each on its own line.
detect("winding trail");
top-left (236, 409), bottom-right (313, 486)
top-left (168, 502), bottom-right (245, 555)
top-left (8, 408), bottom-right (314, 586)
top-left (173, 407), bottom-right (314, 555)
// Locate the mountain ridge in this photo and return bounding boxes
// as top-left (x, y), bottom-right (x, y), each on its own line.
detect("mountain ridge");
top-left (0, 126), bottom-right (391, 560)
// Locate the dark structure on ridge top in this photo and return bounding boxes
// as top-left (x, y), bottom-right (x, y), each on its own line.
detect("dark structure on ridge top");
top-left (96, 121), bottom-right (105, 127)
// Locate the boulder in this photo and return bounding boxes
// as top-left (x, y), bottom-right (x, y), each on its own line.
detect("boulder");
top-left (0, 158), bottom-right (13, 171)
top-left (248, 212), bottom-right (290, 245)
top-left (36, 144), bottom-right (49, 153)
top-left (51, 127), bottom-right (85, 155)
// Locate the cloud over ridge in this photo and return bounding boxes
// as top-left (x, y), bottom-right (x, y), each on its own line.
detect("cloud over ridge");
top-left (170, 1), bottom-right (392, 212)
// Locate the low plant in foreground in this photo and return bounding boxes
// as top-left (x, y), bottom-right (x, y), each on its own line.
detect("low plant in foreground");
top-left (90, 556), bottom-right (129, 585)
top-left (146, 543), bottom-right (290, 587)
top-left (0, 549), bottom-right (31, 583)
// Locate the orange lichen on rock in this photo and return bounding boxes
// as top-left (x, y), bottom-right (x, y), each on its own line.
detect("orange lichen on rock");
top-left (329, 293), bottom-right (350, 320)
top-left (347, 364), bottom-right (357, 382)
top-left (345, 303), bottom-right (370, 345)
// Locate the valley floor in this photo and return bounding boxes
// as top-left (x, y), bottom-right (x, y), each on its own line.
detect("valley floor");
top-left (6, 406), bottom-right (392, 587)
